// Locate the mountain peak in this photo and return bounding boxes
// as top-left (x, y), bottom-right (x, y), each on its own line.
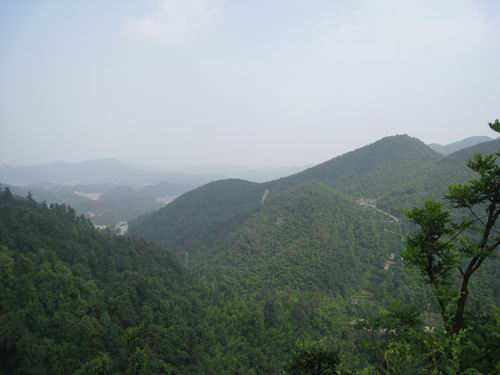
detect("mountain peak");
top-left (267, 133), bottom-right (440, 197)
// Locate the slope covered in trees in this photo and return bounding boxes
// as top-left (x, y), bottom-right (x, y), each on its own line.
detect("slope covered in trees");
top-left (129, 179), bottom-right (267, 254)
top-left (2, 128), bottom-right (499, 374)
top-left (267, 134), bottom-right (441, 197)
top-left (0, 189), bottom-right (211, 374)
top-left (378, 138), bottom-right (500, 215)
top-left (128, 135), bottom-right (500, 321)
top-left (129, 135), bottom-right (440, 254)
top-left (202, 183), bottom-right (402, 295)
top-left (0, 189), bottom-right (432, 374)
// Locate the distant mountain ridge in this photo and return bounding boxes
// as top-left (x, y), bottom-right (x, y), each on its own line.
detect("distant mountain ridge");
top-left (428, 136), bottom-right (493, 155)
top-left (0, 158), bottom-right (223, 186)
top-left (3, 180), bottom-right (195, 226)
top-left (129, 135), bottom-right (500, 290)
top-left (129, 134), bottom-right (442, 253)
top-left (183, 164), bottom-right (310, 183)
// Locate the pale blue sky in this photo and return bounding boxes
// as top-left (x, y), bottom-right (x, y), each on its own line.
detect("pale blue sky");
top-left (1, 0), bottom-right (499, 168)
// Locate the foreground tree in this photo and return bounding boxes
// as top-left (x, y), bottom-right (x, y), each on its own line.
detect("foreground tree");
top-left (402, 120), bottom-right (500, 370)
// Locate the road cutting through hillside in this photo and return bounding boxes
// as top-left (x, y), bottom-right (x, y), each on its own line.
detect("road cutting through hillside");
top-left (358, 198), bottom-right (400, 223)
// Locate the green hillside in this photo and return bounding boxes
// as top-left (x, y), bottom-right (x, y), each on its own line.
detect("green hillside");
top-left (0, 190), bottom-right (211, 374)
top-left (203, 183), bottom-right (402, 295)
top-left (267, 134), bottom-right (441, 197)
top-left (129, 135), bottom-right (440, 254)
top-left (378, 138), bottom-right (500, 215)
top-left (128, 135), bottom-right (499, 306)
top-left (0, 188), bottom-right (432, 374)
top-left (129, 179), bottom-right (267, 254)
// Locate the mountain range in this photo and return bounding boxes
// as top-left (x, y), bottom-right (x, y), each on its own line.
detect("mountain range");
top-left (428, 135), bottom-right (493, 155)
top-left (129, 135), bottom-right (500, 298)
top-left (2, 134), bottom-right (491, 187)
top-left (0, 158), bottom-right (223, 186)
top-left (129, 134), bottom-right (439, 254)
top-left (2, 132), bottom-right (499, 373)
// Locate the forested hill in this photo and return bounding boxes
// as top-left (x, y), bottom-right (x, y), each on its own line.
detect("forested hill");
top-left (0, 189), bottom-right (211, 374)
top-left (267, 134), bottom-right (441, 197)
top-left (129, 179), bottom-right (266, 254)
top-left (129, 135), bottom-right (440, 252)
top-left (378, 138), bottom-right (500, 214)
top-left (127, 135), bottom-right (500, 311)
top-left (201, 182), bottom-right (402, 295)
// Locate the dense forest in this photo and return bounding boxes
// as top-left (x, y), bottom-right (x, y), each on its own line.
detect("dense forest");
top-left (1, 128), bottom-right (499, 374)
top-left (129, 135), bottom-right (443, 252)
top-left (0, 188), bottom-right (438, 374)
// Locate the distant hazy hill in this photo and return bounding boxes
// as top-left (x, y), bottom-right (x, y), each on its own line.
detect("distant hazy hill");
top-left (184, 164), bottom-right (309, 183)
top-left (129, 135), bottom-right (441, 253)
top-left (428, 136), bottom-right (492, 155)
top-left (3, 180), bottom-right (195, 226)
top-left (0, 158), bottom-right (222, 186)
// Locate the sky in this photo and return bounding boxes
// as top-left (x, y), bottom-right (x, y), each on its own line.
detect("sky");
top-left (1, 0), bottom-right (499, 168)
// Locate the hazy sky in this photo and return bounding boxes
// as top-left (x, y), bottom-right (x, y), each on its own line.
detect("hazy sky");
top-left (1, 0), bottom-right (499, 168)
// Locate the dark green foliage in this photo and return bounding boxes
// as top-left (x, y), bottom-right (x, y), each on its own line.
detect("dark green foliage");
top-left (404, 146), bottom-right (500, 335)
top-left (0, 191), bottom-right (210, 374)
top-left (74, 353), bottom-right (112, 375)
top-left (489, 118), bottom-right (500, 132)
top-left (129, 179), bottom-right (266, 254)
top-left (1, 190), bottom-right (363, 374)
top-left (2, 128), bottom-right (499, 374)
top-left (203, 183), bottom-right (402, 296)
top-left (390, 125), bottom-right (500, 373)
top-left (287, 337), bottom-right (339, 375)
top-left (204, 291), bottom-right (354, 374)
